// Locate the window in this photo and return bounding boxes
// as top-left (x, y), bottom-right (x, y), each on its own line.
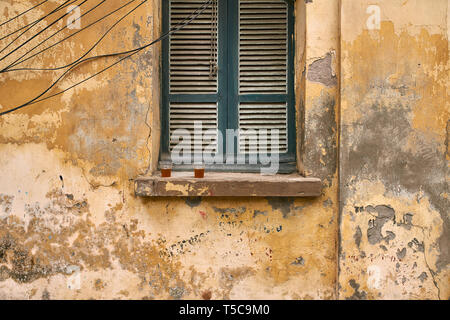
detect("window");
top-left (160, 0), bottom-right (296, 173)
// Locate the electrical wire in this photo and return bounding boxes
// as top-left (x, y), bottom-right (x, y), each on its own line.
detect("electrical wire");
top-left (0, 0), bottom-right (74, 45)
top-left (0, 0), bottom-right (89, 63)
top-left (0, 0), bottom-right (213, 117)
top-left (1, 0), bottom-right (107, 72)
top-left (0, 0), bottom-right (49, 27)
top-left (3, 0), bottom-right (142, 73)
top-left (2, 0), bottom-right (137, 72)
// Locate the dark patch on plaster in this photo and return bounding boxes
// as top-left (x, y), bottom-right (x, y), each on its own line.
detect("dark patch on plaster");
top-left (0, 234), bottom-right (54, 283)
top-left (184, 197), bottom-right (202, 208)
top-left (266, 197), bottom-right (294, 218)
top-left (323, 199), bottom-right (333, 207)
top-left (355, 206), bottom-right (364, 213)
top-left (365, 205), bottom-right (396, 245)
top-left (354, 226), bottom-right (362, 249)
top-left (65, 194), bottom-right (74, 201)
top-left (253, 210), bottom-right (267, 218)
top-left (307, 53), bottom-right (337, 87)
top-left (304, 91), bottom-right (337, 185)
top-left (213, 207), bottom-right (246, 217)
top-left (347, 279), bottom-right (367, 300)
top-left (418, 272), bottom-right (428, 283)
top-left (169, 286), bottom-right (185, 300)
top-left (408, 238), bottom-right (424, 253)
top-left (341, 99), bottom-right (450, 271)
top-left (0, 194), bottom-right (14, 214)
top-left (42, 289), bottom-right (50, 300)
top-left (291, 256), bottom-right (305, 266)
top-left (396, 248), bottom-right (407, 260)
top-left (398, 213), bottom-right (414, 230)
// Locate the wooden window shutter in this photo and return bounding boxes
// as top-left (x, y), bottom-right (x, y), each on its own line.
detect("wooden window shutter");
top-left (166, 0), bottom-right (220, 156)
top-left (162, 0), bottom-right (296, 170)
top-left (237, 0), bottom-right (290, 155)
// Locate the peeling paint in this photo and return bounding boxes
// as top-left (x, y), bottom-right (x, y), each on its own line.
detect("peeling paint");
top-left (0, 0), bottom-right (447, 300)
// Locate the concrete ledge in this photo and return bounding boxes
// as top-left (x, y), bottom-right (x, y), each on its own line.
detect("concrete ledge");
top-left (134, 172), bottom-right (322, 197)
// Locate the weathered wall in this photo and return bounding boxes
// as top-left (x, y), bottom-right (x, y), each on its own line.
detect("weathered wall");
top-left (0, 0), bottom-right (447, 300)
top-left (339, 0), bottom-right (449, 299)
top-left (0, 0), bottom-right (339, 299)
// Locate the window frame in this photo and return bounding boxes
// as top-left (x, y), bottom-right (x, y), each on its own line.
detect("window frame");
top-left (160, 0), bottom-right (296, 173)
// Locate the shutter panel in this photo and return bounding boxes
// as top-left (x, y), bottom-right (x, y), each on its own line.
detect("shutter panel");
top-left (169, 103), bottom-right (218, 153)
top-left (238, 0), bottom-right (288, 94)
top-left (238, 0), bottom-right (289, 155)
top-left (169, 0), bottom-right (218, 94)
top-left (239, 102), bottom-right (287, 154)
top-left (167, 0), bottom-right (219, 157)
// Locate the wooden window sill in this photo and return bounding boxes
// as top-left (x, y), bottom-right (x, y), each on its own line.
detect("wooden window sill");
top-left (134, 172), bottom-right (321, 197)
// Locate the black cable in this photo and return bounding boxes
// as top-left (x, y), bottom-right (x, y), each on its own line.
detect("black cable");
top-left (0, 0), bottom-right (212, 117)
top-left (0, 0), bottom-right (89, 63)
top-left (0, 0), bottom-right (76, 59)
top-left (4, 0), bottom-right (143, 73)
top-left (3, 0), bottom-right (137, 72)
top-left (0, 0), bottom-right (49, 27)
top-left (0, 0), bottom-right (74, 44)
top-left (1, 0), bottom-right (107, 72)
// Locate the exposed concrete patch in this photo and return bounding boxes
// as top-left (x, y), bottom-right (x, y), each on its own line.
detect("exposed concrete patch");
top-left (304, 91), bottom-right (337, 185)
top-left (365, 205), bottom-right (396, 245)
top-left (398, 213), bottom-right (414, 230)
top-left (307, 53), bottom-right (337, 87)
top-left (341, 68), bottom-right (449, 275)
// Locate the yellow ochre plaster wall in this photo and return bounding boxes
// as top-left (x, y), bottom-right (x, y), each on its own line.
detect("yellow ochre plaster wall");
top-left (0, 0), bottom-right (447, 300)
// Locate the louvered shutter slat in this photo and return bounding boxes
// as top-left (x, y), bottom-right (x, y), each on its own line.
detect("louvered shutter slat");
top-left (168, 1), bottom-right (219, 156)
top-left (238, 0), bottom-right (289, 155)
top-left (238, 102), bottom-right (288, 154)
top-left (170, 103), bottom-right (218, 153)
top-left (169, 0), bottom-right (218, 94)
top-left (239, 0), bottom-right (288, 94)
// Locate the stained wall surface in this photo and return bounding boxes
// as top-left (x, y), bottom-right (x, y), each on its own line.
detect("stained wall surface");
top-left (0, 0), bottom-right (447, 300)
top-left (339, 0), bottom-right (449, 300)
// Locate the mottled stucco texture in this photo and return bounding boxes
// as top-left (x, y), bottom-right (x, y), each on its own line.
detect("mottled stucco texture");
top-left (339, 0), bottom-right (449, 299)
top-left (0, 0), bottom-right (338, 300)
top-left (0, 0), bottom-right (448, 300)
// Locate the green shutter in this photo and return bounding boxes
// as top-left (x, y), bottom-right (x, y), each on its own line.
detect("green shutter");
top-left (238, 0), bottom-right (288, 94)
top-left (161, 0), bottom-right (295, 170)
top-left (164, 0), bottom-right (221, 159)
top-left (169, 0), bottom-right (218, 94)
top-left (235, 0), bottom-right (291, 156)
